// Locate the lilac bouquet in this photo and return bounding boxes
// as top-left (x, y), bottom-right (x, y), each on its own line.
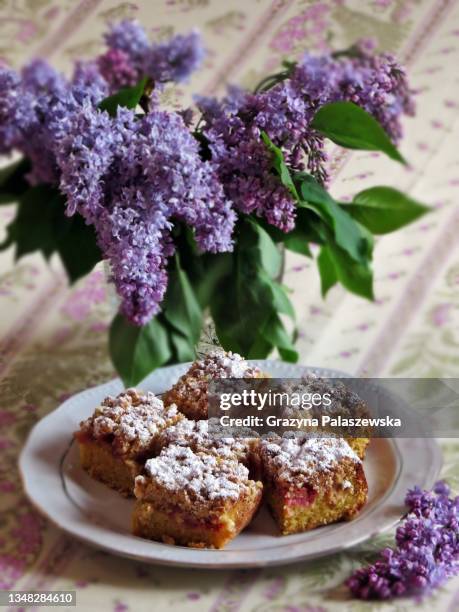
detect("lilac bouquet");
top-left (0, 21), bottom-right (427, 384)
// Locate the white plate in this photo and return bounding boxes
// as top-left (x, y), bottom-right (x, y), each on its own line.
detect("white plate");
top-left (20, 361), bottom-right (442, 568)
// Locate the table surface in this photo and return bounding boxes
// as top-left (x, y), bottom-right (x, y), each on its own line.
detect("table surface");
top-left (1, 1), bottom-right (459, 610)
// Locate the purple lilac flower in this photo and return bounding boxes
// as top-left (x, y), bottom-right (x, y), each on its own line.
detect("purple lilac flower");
top-left (71, 61), bottom-right (109, 104)
top-left (57, 103), bottom-right (123, 220)
top-left (104, 20), bottom-right (150, 62)
top-left (58, 105), bottom-right (235, 325)
top-left (296, 44), bottom-right (415, 142)
top-left (196, 90), bottom-right (298, 232)
top-left (97, 49), bottom-right (138, 90)
top-left (21, 58), bottom-right (64, 92)
top-left (142, 30), bottom-right (205, 83)
top-left (0, 59), bottom-right (108, 184)
top-left (196, 41), bottom-right (414, 231)
top-left (102, 20), bottom-right (205, 90)
top-left (346, 481), bottom-right (459, 600)
top-left (0, 67), bottom-right (29, 154)
top-left (26, 73), bottom-right (107, 184)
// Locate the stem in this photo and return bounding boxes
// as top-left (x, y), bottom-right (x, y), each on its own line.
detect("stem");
top-left (139, 79), bottom-right (155, 113)
top-left (254, 71), bottom-right (289, 94)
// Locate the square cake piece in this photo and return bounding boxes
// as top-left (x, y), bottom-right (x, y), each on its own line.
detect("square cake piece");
top-left (260, 435), bottom-right (368, 535)
top-left (163, 350), bottom-right (266, 420)
top-left (75, 389), bottom-right (182, 495)
top-left (155, 417), bottom-right (261, 479)
top-left (133, 445), bottom-right (263, 548)
top-left (280, 376), bottom-right (371, 459)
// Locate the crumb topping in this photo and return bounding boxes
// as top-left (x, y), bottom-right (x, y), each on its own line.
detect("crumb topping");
top-left (281, 375), bottom-right (370, 419)
top-left (162, 417), bottom-right (210, 442)
top-left (157, 417), bottom-right (252, 460)
top-left (261, 436), bottom-right (360, 486)
top-left (141, 445), bottom-right (250, 502)
top-left (79, 388), bottom-right (180, 458)
top-left (163, 351), bottom-right (264, 419)
top-left (194, 350), bottom-right (263, 379)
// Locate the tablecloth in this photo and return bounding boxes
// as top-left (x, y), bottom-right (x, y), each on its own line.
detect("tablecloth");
top-left (1, 1), bottom-right (459, 610)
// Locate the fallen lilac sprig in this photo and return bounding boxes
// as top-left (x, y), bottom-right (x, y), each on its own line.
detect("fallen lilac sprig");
top-left (346, 481), bottom-right (459, 600)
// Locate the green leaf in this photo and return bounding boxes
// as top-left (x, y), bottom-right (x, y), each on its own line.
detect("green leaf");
top-left (283, 233), bottom-right (312, 257)
top-left (210, 222), bottom-right (276, 356)
top-left (9, 186), bottom-right (58, 259)
top-left (345, 186), bottom-right (429, 234)
top-left (298, 174), bottom-right (372, 263)
top-left (54, 214), bottom-right (102, 283)
top-left (317, 245), bottom-right (337, 297)
top-left (193, 254), bottom-right (232, 308)
top-left (0, 158), bottom-right (31, 204)
top-left (247, 217), bottom-right (281, 278)
top-left (1, 185), bottom-right (102, 282)
top-left (162, 255), bottom-right (203, 345)
top-left (261, 313), bottom-right (298, 362)
top-left (169, 329), bottom-right (196, 362)
top-left (268, 279), bottom-right (295, 319)
top-left (325, 243), bottom-right (374, 300)
top-left (98, 77), bottom-right (148, 117)
top-left (257, 210), bottom-right (323, 257)
top-left (311, 101), bottom-right (406, 164)
top-left (246, 335), bottom-right (273, 359)
top-left (278, 347), bottom-right (299, 362)
top-left (109, 314), bottom-right (172, 386)
top-left (260, 131), bottom-right (299, 199)
top-left (210, 219), bottom-right (297, 362)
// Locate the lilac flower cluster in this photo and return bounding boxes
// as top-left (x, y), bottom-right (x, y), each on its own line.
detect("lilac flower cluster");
top-left (297, 39), bottom-right (415, 142)
top-left (0, 20), bottom-right (204, 186)
top-left (0, 59), bottom-right (108, 184)
top-left (98, 20), bottom-right (205, 92)
top-left (0, 23), bottom-right (415, 327)
top-left (58, 105), bottom-right (234, 325)
top-left (196, 88), bottom-right (298, 232)
top-left (347, 481), bottom-right (459, 600)
top-left (196, 40), bottom-right (414, 231)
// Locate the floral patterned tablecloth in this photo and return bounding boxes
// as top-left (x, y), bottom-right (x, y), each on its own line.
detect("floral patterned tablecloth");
top-left (1, 1), bottom-right (459, 611)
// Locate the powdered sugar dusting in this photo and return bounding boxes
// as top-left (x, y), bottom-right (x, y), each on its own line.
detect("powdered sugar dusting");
top-left (163, 351), bottom-right (264, 420)
top-left (262, 436), bottom-right (360, 482)
top-left (79, 388), bottom-right (180, 457)
top-left (192, 350), bottom-right (262, 379)
top-left (143, 445), bottom-right (250, 501)
top-left (157, 417), bottom-right (252, 460)
top-left (162, 418), bottom-right (209, 443)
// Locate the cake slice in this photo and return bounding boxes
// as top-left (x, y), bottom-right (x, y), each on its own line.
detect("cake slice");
top-left (260, 435), bottom-right (368, 535)
top-left (133, 445), bottom-right (263, 548)
top-left (155, 416), bottom-right (261, 478)
top-left (74, 389), bottom-right (182, 495)
top-left (280, 376), bottom-right (371, 459)
top-left (162, 350), bottom-right (267, 420)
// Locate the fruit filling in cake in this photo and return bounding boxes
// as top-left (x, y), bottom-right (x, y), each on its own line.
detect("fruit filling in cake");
top-left (133, 444), bottom-right (263, 548)
top-left (260, 435), bottom-right (368, 535)
top-left (75, 389), bottom-right (182, 495)
top-left (163, 350), bottom-right (266, 420)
